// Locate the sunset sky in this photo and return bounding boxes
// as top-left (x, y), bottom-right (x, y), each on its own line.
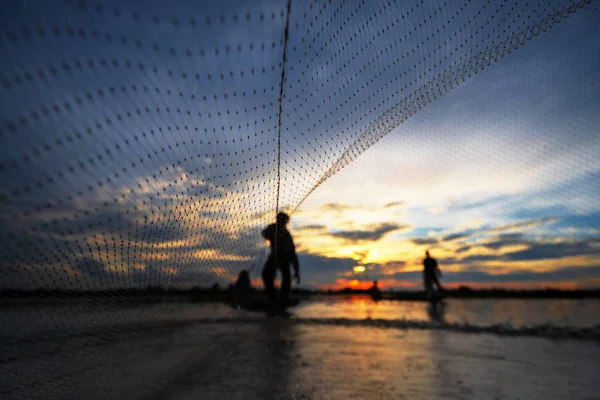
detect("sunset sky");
top-left (290, 6), bottom-right (600, 290)
top-left (0, 0), bottom-right (598, 291)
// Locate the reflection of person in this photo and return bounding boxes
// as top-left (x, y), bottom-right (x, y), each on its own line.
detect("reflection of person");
top-left (261, 212), bottom-right (300, 308)
top-left (427, 301), bottom-right (446, 323)
top-left (423, 251), bottom-right (444, 302)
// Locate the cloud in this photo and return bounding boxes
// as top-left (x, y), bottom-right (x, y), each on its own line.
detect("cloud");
top-left (0, 168), bottom-right (274, 290)
top-left (480, 233), bottom-right (526, 250)
top-left (387, 265), bottom-right (600, 286)
top-left (380, 260), bottom-right (406, 268)
top-left (330, 223), bottom-right (407, 242)
top-left (455, 245), bottom-right (471, 253)
top-left (484, 217), bottom-right (558, 234)
top-left (459, 236), bottom-right (600, 263)
top-left (320, 203), bottom-right (353, 213)
top-left (73, 258), bottom-right (109, 279)
top-left (443, 266), bottom-right (600, 284)
top-left (411, 238), bottom-right (439, 246)
top-left (504, 239), bottom-right (600, 262)
top-left (383, 201), bottom-right (405, 209)
top-left (459, 254), bottom-right (501, 263)
top-left (296, 224), bottom-right (327, 232)
top-left (374, 260), bottom-right (407, 275)
top-left (353, 250), bottom-right (370, 263)
top-left (440, 217), bottom-right (556, 243)
top-left (406, 217), bottom-right (562, 251)
top-left (442, 231), bottom-right (473, 242)
top-left (296, 252), bottom-right (358, 289)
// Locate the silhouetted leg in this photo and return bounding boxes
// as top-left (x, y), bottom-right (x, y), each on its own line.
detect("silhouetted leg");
top-left (432, 276), bottom-right (444, 302)
top-left (424, 279), bottom-right (434, 302)
top-left (279, 265), bottom-right (291, 307)
top-left (262, 258), bottom-right (276, 303)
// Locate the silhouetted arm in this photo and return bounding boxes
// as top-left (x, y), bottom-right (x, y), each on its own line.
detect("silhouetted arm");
top-left (289, 235), bottom-right (300, 283)
top-left (433, 264), bottom-right (444, 290)
top-left (262, 224), bottom-right (274, 241)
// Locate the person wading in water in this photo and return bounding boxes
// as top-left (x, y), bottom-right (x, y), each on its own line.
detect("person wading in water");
top-left (423, 250), bottom-right (444, 302)
top-left (261, 212), bottom-right (300, 309)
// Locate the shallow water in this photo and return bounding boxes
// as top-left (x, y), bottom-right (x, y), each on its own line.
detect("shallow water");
top-left (2, 320), bottom-right (600, 400)
top-left (293, 296), bottom-right (600, 328)
top-left (2, 296), bottom-right (599, 339)
top-left (2, 296), bottom-right (600, 399)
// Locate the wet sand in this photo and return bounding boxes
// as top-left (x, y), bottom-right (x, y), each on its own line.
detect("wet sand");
top-left (4, 319), bottom-right (599, 400)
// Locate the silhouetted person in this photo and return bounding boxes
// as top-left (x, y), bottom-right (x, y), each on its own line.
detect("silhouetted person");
top-left (368, 280), bottom-right (382, 301)
top-left (233, 269), bottom-right (251, 307)
top-left (423, 250), bottom-right (444, 302)
top-left (261, 212), bottom-right (300, 309)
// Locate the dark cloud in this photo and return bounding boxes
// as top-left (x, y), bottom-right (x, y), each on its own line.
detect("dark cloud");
top-left (320, 203), bottom-right (352, 212)
top-left (481, 233), bottom-right (525, 250)
top-left (73, 258), bottom-right (109, 279)
top-left (484, 217), bottom-right (558, 233)
top-left (459, 254), bottom-right (500, 263)
top-left (455, 245), bottom-right (471, 253)
top-left (460, 236), bottom-right (600, 263)
top-left (34, 207), bottom-right (130, 237)
top-left (0, 223), bottom-right (80, 266)
top-left (411, 238), bottom-right (439, 246)
top-left (442, 231), bottom-right (473, 242)
top-left (0, 198), bottom-right (266, 289)
top-left (296, 224), bottom-right (327, 232)
top-left (138, 258), bottom-right (252, 288)
top-left (377, 260), bottom-right (406, 270)
top-left (383, 201), bottom-right (405, 209)
top-left (497, 265), bottom-right (600, 282)
top-left (504, 239), bottom-right (600, 261)
top-left (296, 252), bottom-right (357, 288)
top-left (389, 270), bottom-right (422, 281)
top-left (390, 266), bottom-right (600, 284)
top-left (330, 223), bottom-right (405, 242)
top-left (409, 217), bottom-right (560, 250)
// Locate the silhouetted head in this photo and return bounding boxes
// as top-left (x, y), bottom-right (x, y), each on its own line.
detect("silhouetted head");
top-left (237, 269), bottom-right (249, 282)
top-left (276, 212), bottom-right (290, 226)
top-left (373, 280), bottom-right (378, 287)
top-left (425, 250), bottom-right (430, 258)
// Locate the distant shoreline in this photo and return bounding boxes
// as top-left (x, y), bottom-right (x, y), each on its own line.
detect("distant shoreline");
top-left (2, 287), bottom-right (600, 303)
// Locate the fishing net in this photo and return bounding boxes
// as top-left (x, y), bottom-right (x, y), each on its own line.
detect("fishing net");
top-left (0, 0), bottom-right (597, 398)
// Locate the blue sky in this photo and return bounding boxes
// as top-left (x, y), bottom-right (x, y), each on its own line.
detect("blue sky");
top-left (0, 0), bottom-right (598, 290)
top-left (292, 3), bottom-right (600, 289)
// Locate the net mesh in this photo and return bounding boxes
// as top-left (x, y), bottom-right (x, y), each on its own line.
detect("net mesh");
top-left (0, 0), bottom-right (597, 397)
